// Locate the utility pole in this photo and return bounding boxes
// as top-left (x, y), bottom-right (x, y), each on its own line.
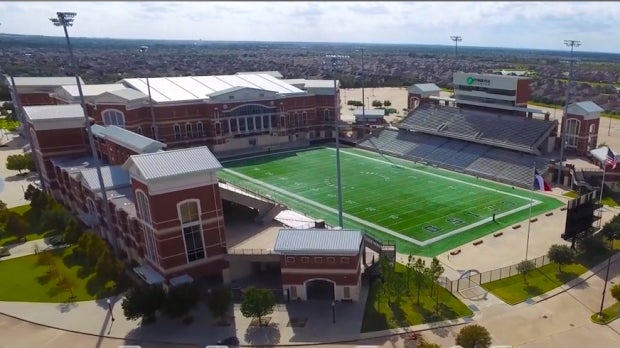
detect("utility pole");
top-left (450, 36), bottom-right (462, 57)
top-left (357, 48), bottom-right (366, 124)
top-left (557, 40), bottom-right (581, 186)
top-left (139, 46), bottom-right (159, 140)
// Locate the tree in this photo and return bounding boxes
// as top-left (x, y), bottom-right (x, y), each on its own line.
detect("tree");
top-left (516, 259), bottom-right (535, 283)
top-left (406, 253), bottom-right (414, 291)
top-left (427, 257), bottom-right (444, 297)
top-left (24, 184), bottom-right (38, 201)
top-left (378, 255), bottom-right (397, 305)
top-left (75, 233), bottom-right (108, 267)
top-left (240, 287), bottom-right (276, 326)
top-left (611, 283), bottom-right (620, 302)
top-left (163, 283), bottom-right (201, 319)
top-left (412, 257), bottom-right (426, 305)
top-left (95, 249), bottom-right (125, 282)
top-left (42, 202), bottom-right (70, 233)
top-left (547, 244), bottom-right (574, 272)
top-left (57, 272), bottom-right (76, 298)
top-left (207, 287), bottom-right (232, 322)
top-left (121, 285), bottom-right (166, 323)
top-left (0, 200), bottom-right (8, 223)
top-left (455, 324), bottom-right (492, 348)
top-left (63, 218), bottom-right (83, 244)
top-left (6, 154), bottom-right (30, 174)
top-left (372, 100), bottom-right (383, 108)
top-left (383, 100), bottom-right (392, 107)
top-left (5, 211), bottom-right (28, 241)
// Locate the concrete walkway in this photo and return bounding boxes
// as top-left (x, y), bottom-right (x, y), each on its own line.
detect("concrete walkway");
top-left (1, 238), bottom-right (56, 261)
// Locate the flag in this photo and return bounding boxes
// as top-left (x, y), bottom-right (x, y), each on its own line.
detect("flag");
top-left (534, 170), bottom-right (552, 191)
top-left (606, 148), bottom-right (617, 170)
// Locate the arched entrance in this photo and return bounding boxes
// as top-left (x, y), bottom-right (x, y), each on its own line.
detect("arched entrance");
top-left (305, 278), bottom-right (335, 300)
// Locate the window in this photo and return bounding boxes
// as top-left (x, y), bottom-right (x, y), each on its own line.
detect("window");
top-left (173, 124), bottom-right (182, 141)
top-left (327, 257), bottom-right (335, 264)
top-left (178, 200), bottom-right (205, 263)
top-left (286, 256), bottom-right (295, 264)
top-left (185, 123), bottom-right (193, 138)
top-left (102, 110), bottom-right (125, 127)
top-left (340, 257), bottom-right (349, 264)
top-left (301, 257), bottom-right (309, 264)
top-left (314, 257), bottom-right (322, 264)
top-left (136, 126), bottom-right (143, 135)
top-left (302, 112), bottom-right (307, 126)
top-left (86, 198), bottom-right (97, 218)
top-left (324, 109), bottom-right (330, 122)
top-left (263, 115), bottom-right (270, 129)
top-left (566, 119), bottom-right (580, 148)
top-left (197, 122), bottom-right (204, 137)
top-left (136, 190), bottom-right (158, 263)
top-left (229, 95), bottom-right (235, 100)
top-left (151, 126), bottom-right (158, 139)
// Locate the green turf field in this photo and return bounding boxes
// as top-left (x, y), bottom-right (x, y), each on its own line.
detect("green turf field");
top-left (218, 146), bottom-right (564, 256)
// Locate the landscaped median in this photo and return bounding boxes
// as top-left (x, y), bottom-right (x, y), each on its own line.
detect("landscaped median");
top-left (361, 262), bottom-right (473, 333)
top-left (482, 239), bottom-right (620, 305)
top-left (591, 302), bottom-right (620, 325)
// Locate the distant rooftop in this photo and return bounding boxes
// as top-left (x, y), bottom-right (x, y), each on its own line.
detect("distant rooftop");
top-left (79, 165), bottom-right (130, 191)
top-left (9, 76), bottom-right (84, 87)
top-left (22, 104), bottom-right (85, 123)
top-left (55, 84), bottom-right (126, 98)
top-left (120, 73), bottom-right (304, 103)
top-left (235, 71), bottom-right (283, 79)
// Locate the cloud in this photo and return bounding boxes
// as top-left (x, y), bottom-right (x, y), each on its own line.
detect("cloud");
top-left (0, 1), bottom-right (619, 53)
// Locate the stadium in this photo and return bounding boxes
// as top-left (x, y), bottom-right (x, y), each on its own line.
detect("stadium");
top-left (6, 69), bottom-right (612, 302)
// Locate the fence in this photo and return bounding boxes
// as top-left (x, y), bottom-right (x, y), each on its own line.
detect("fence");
top-left (440, 254), bottom-right (551, 295)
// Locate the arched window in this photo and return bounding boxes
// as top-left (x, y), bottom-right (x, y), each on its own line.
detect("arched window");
top-left (136, 126), bottom-right (143, 135)
top-left (178, 200), bottom-right (205, 263)
top-left (136, 190), bottom-right (157, 262)
top-left (566, 118), bottom-right (580, 148)
top-left (102, 109), bottom-right (125, 127)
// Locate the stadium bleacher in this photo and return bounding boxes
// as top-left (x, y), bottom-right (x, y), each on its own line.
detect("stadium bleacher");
top-left (357, 128), bottom-right (549, 188)
top-left (398, 103), bottom-right (557, 154)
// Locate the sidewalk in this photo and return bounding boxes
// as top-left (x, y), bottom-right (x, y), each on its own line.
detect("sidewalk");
top-left (1, 238), bottom-right (56, 261)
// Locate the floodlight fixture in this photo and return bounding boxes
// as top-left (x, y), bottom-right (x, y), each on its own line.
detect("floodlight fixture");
top-left (557, 39), bottom-right (581, 185)
top-left (450, 35), bottom-right (462, 57)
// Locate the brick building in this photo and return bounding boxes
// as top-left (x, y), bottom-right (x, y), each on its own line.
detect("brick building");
top-left (274, 229), bottom-right (363, 301)
top-left (407, 83), bottom-right (441, 109)
top-left (563, 101), bottom-right (603, 155)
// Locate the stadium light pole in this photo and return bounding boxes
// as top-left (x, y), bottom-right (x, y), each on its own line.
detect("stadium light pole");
top-left (327, 54), bottom-right (349, 228)
top-left (450, 36), bottom-right (462, 57)
top-left (356, 48), bottom-right (365, 123)
top-left (557, 40), bottom-right (581, 186)
top-left (139, 45), bottom-right (159, 140)
top-left (50, 12), bottom-right (117, 254)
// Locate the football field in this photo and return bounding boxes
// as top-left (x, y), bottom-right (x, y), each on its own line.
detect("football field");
top-left (219, 146), bottom-right (564, 256)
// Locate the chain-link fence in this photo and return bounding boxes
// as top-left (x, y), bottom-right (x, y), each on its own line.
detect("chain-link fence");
top-left (441, 254), bottom-right (551, 295)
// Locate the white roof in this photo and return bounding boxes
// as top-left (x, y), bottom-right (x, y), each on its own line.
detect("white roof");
top-left (57, 84), bottom-right (126, 98)
top-left (281, 79), bottom-right (336, 89)
top-left (354, 108), bottom-right (385, 117)
top-left (133, 265), bottom-right (165, 285)
top-left (274, 229), bottom-right (363, 255)
top-left (10, 76), bottom-right (84, 87)
top-left (94, 125), bottom-right (165, 154)
top-left (409, 83), bottom-right (441, 93)
top-left (568, 101), bottom-right (604, 119)
top-left (23, 104), bottom-right (84, 121)
top-left (590, 146), bottom-right (616, 163)
top-left (123, 146), bottom-right (222, 180)
top-left (235, 71), bottom-right (283, 79)
top-left (169, 274), bottom-right (194, 287)
top-left (274, 210), bottom-right (316, 229)
top-left (121, 73), bottom-right (304, 103)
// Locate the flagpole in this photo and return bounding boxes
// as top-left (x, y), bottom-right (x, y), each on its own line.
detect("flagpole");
top-left (525, 162), bottom-right (535, 261)
top-left (598, 159), bottom-right (607, 229)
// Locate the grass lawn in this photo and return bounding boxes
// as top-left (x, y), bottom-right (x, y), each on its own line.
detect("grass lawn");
top-left (483, 242), bottom-right (620, 305)
top-left (591, 301), bottom-right (620, 324)
top-left (0, 204), bottom-right (58, 246)
top-left (481, 262), bottom-right (587, 305)
top-left (220, 147), bottom-right (562, 257)
top-left (0, 245), bottom-right (119, 302)
top-left (361, 264), bottom-right (473, 332)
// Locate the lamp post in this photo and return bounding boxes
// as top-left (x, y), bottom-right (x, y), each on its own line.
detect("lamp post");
top-left (138, 45), bottom-right (159, 140)
top-left (557, 40), bottom-right (581, 185)
top-left (326, 54), bottom-right (348, 228)
top-left (50, 12), bottom-right (116, 253)
top-left (598, 235), bottom-right (614, 318)
top-left (106, 298), bottom-right (115, 321)
top-left (331, 300), bottom-right (336, 324)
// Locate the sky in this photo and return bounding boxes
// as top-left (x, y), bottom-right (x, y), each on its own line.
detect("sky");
top-left (1, 1), bottom-right (619, 53)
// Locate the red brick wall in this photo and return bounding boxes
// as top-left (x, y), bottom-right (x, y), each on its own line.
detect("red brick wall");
top-left (515, 79), bottom-right (531, 105)
top-left (281, 272), bottom-right (360, 286)
top-left (18, 93), bottom-right (57, 106)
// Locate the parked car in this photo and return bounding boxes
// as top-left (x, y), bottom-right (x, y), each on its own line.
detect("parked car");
top-left (216, 336), bottom-right (239, 346)
top-left (0, 247), bottom-right (10, 258)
